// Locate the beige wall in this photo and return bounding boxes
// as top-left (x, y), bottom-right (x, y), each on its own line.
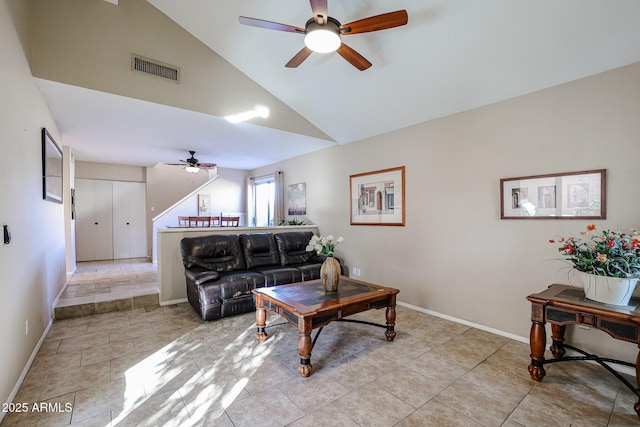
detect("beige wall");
top-left (253, 62), bottom-right (640, 364)
top-left (4, 0), bottom-right (30, 58)
top-left (75, 161), bottom-right (146, 182)
top-left (147, 166), bottom-right (248, 222)
top-left (0, 0), bottom-right (67, 411)
top-left (73, 163), bottom-right (250, 259)
top-left (146, 164), bottom-right (211, 219)
top-left (149, 167), bottom-right (249, 262)
top-left (73, 162), bottom-right (250, 261)
top-left (3, 0), bottom-right (640, 410)
top-left (200, 168), bottom-right (249, 218)
top-left (28, 0), bottom-right (330, 140)
top-left (64, 147), bottom-right (76, 279)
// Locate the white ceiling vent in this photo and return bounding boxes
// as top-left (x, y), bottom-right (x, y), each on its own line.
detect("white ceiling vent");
top-left (131, 54), bottom-right (180, 83)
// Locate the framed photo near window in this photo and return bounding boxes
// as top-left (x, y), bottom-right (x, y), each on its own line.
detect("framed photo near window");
top-left (350, 166), bottom-right (405, 226)
top-left (500, 169), bottom-right (606, 219)
top-left (287, 182), bottom-right (306, 215)
top-left (42, 128), bottom-right (63, 204)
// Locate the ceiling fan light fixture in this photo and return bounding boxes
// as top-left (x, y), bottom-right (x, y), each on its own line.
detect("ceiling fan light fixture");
top-left (304, 20), bottom-right (341, 53)
top-left (185, 166), bottom-right (200, 173)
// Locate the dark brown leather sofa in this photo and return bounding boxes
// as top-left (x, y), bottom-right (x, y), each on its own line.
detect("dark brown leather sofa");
top-left (180, 231), bottom-right (335, 321)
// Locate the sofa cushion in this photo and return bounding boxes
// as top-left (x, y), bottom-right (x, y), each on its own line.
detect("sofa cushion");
top-left (240, 233), bottom-right (280, 269)
top-left (274, 231), bottom-right (317, 266)
top-left (217, 271), bottom-right (265, 299)
top-left (180, 234), bottom-right (246, 272)
top-left (252, 266), bottom-right (303, 287)
top-left (292, 263), bottom-right (322, 281)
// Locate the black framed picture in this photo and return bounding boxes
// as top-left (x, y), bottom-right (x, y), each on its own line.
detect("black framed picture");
top-left (42, 128), bottom-right (63, 204)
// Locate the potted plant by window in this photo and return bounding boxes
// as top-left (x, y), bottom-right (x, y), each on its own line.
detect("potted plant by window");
top-left (306, 234), bottom-right (344, 292)
top-left (550, 224), bottom-right (640, 305)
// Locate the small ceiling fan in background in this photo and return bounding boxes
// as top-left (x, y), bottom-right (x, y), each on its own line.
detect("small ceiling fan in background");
top-left (239, 0), bottom-right (408, 71)
top-left (164, 151), bottom-right (217, 174)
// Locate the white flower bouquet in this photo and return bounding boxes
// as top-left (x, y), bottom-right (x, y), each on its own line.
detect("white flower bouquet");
top-left (306, 234), bottom-right (344, 256)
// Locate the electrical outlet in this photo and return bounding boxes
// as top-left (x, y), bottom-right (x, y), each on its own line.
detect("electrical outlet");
top-left (356, 268), bottom-right (361, 276)
top-left (25, 319), bottom-right (29, 336)
top-left (352, 267), bottom-right (357, 276)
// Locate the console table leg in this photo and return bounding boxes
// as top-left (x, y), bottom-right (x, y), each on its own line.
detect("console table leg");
top-left (528, 320), bottom-right (546, 381)
top-left (255, 307), bottom-right (268, 342)
top-left (298, 331), bottom-right (313, 377)
top-left (385, 305), bottom-right (396, 341)
top-left (550, 324), bottom-right (566, 358)
top-left (635, 350), bottom-right (640, 418)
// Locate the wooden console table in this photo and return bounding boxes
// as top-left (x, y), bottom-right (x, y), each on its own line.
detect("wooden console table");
top-left (527, 284), bottom-right (640, 417)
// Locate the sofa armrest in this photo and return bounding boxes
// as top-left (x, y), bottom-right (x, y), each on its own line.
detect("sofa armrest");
top-left (185, 268), bottom-right (221, 286)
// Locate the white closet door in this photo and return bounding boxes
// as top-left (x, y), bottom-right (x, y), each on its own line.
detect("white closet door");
top-left (75, 179), bottom-right (113, 261)
top-left (112, 181), bottom-right (147, 259)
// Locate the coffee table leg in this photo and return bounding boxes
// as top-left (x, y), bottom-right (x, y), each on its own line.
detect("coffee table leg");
top-left (298, 331), bottom-right (312, 377)
top-left (385, 305), bottom-right (396, 341)
top-left (255, 306), bottom-right (268, 343)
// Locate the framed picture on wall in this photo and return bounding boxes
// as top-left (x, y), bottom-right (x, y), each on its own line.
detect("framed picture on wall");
top-left (350, 166), bottom-right (405, 226)
top-left (287, 183), bottom-right (306, 215)
top-left (42, 128), bottom-right (63, 204)
top-left (500, 169), bottom-right (606, 219)
top-left (197, 194), bottom-right (211, 216)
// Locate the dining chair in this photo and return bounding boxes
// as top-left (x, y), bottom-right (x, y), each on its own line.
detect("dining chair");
top-left (220, 215), bottom-right (240, 227)
top-left (195, 216), bottom-right (211, 227)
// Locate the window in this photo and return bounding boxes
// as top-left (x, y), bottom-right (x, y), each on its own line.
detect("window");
top-left (248, 171), bottom-right (284, 227)
top-left (253, 176), bottom-right (275, 227)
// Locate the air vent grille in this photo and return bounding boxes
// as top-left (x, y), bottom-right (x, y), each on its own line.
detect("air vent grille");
top-left (131, 54), bottom-right (180, 83)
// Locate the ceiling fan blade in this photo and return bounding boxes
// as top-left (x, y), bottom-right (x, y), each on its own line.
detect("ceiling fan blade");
top-left (285, 47), bottom-right (313, 68)
top-left (336, 43), bottom-right (371, 71)
top-left (197, 163), bottom-right (217, 168)
top-left (309, 0), bottom-right (328, 24)
top-left (239, 16), bottom-right (304, 33)
top-left (340, 10), bottom-right (408, 35)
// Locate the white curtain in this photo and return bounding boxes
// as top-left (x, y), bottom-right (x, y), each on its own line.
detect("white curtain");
top-left (246, 175), bottom-right (256, 226)
top-left (274, 170), bottom-right (284, 225)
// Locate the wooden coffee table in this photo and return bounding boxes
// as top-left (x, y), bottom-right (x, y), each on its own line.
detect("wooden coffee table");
top-left (252, 276), bottom-right (399, 377)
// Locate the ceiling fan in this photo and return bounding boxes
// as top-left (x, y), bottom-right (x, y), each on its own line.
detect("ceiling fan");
top-left (164, 151), bottom-right (216, 174)
top-left (239, 1), bottom-right (408, 71)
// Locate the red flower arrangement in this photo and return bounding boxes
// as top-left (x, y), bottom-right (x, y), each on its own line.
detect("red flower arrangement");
top-left (549, 224), bottom-right (640, 278)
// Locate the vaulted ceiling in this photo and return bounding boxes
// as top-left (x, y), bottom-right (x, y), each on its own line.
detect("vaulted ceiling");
top-left (36, 0), bottom-right (640, 169)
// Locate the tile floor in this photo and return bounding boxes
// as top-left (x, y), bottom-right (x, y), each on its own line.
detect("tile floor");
top-left (54, 259), bottom-right (159, 319)
top-left (3, 260), bottom-right (640, 426)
